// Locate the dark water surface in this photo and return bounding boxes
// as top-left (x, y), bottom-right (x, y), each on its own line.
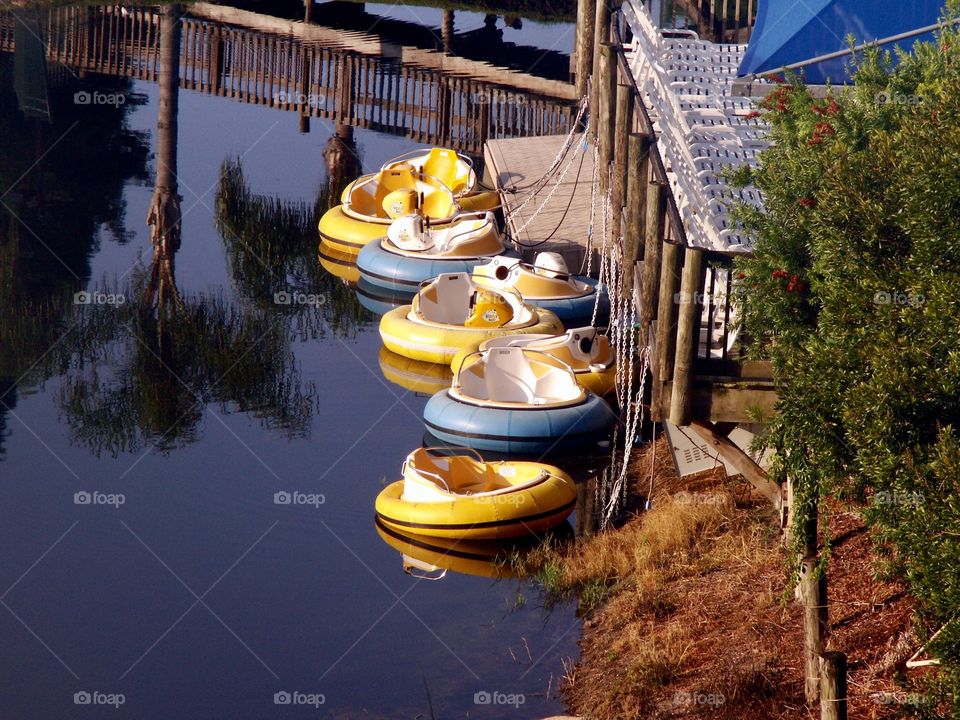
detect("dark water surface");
top-left (0, 3), bottom-right (581, 717)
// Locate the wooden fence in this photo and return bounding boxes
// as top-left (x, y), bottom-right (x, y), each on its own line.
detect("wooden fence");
top-left (0, 5), bottom-right (577, 154)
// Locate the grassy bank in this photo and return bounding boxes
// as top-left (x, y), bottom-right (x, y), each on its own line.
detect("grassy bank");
top-left (518, 438), bottom-right (918, 719)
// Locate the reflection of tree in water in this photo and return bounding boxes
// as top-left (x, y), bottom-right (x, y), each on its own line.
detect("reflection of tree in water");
top-left (53, 4), bottom-right (317, 458)
top-left (58, 284), bottom-right (319, 457)
top-left (0, 34), bottom-right (150, 459)
top-left (215, 155), bottom-right (370, 338)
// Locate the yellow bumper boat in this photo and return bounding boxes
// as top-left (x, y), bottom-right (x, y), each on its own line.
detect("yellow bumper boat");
top-left (375, 448), bottom-right (576, 540)
top-left (318, 242), bottom-right (361, 285)
top-left (344, 148), bottom-right (500, 212)
top-left (472, 252), bottom-right (609, 323)
top-left (379, 272), bottom-right (564, 365)
top-left (451, 327), bottom-right (616, 397)
top-left (318, 164), bottom-right (458, 255)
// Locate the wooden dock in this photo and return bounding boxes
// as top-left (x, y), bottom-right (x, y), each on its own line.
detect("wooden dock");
top-left (484, 134), bottom-right (595, 269)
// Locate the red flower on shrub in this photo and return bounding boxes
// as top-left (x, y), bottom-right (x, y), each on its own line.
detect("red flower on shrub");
top-left (798, 197), bottom-right (816, 208)
top-left (745, 111), bottom-right (762, 120)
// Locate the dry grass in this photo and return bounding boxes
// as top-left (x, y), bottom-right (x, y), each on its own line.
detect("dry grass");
top-left (531, 437), bottom-right (918, 719)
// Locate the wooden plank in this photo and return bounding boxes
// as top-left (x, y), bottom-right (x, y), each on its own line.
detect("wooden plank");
top-left (689, 419), bottom-right (780, 507)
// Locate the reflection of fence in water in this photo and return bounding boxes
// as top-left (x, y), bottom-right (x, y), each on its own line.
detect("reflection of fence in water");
top-left (0, 6), bottom-right (577, 154)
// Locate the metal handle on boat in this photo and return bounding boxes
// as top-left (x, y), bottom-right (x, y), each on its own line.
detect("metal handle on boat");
top-left (451, 348), bottom-right (577, 391)
top-left (404, 565), bottom-right (448, 581)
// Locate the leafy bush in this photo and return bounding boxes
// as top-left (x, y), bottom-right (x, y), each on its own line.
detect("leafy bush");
top-left (731, 6), bottom-right (960, 714)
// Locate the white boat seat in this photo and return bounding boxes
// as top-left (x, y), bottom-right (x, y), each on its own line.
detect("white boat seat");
top-left (485, 347), bottom-right (537, 403)
top-left (417, 273), bottom-right (473, 324)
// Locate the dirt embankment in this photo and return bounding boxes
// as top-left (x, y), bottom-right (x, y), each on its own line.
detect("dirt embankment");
top-left (535, 438), bottom-right (918, 719)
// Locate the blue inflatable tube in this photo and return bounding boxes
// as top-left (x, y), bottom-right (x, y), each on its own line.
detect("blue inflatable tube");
top-left (355, 278), bottom-right (414, 316)
top-left (357, 241), bottom-right (512, 294)
top-left (423, 390), bottom-right (618, 455)
top-left (527, 277), bottom-right (610, 324)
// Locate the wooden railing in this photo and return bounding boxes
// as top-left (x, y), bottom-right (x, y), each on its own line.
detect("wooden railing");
top-left (665, 0), bottom-right (756, 43)
top-left (0, 5), bottom-right (577, 154)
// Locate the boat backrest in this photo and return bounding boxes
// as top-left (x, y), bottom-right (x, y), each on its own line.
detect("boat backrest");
top-left (418, 273), bottom-right (474, 324)
top-left (373, 166), bottom-right (418, 216)
top-left (485, 347), bottom-right (537, 403)
top-left (422, 148), bottom-right (467, 194)
top-left (420, 188), bottom-right (456, 220)
top-left (534, 252), bottom-right (570, 278)
top-left (533, 364), bottom-right (582, 403)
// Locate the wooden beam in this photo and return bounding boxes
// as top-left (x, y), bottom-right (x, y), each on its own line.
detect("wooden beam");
top-left (588, 0), bottom-right (611, 138)
top-left (690, 419), bottom-right (781, 507)
top-left (610, 80), bottom-right (633, 250)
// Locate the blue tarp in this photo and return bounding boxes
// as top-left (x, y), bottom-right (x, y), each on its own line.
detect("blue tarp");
top-left (738, 0), bottom-right (946, 84)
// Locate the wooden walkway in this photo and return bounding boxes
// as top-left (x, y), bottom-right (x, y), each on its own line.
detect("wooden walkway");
top-left (0, 4), bottom-right (577, 155)
top-left (484, 134), bottom-right (595, 269)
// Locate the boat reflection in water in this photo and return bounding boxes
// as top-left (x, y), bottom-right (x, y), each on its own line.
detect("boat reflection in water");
top-left (374, 517), bottom-right (573, 580)
top-left (378, 347), bottom-right (453, 395)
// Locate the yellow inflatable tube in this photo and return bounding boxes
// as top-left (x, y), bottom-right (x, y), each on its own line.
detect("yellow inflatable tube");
top-left (375, 459), bottom-right (577, 540)
top-left (380, 305), bottom-right (563, 365)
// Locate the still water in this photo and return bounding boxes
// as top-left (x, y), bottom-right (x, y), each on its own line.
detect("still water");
top-left (0, 3), bottom-right (582, 717)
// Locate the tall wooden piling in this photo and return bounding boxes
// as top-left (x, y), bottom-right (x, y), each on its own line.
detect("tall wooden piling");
top-left (623, 133), bottom-right (647, 301)
top-left (596, 42), bottom-right (616, 194)
top-left (651, 239), bottom-right (681, 420)
top-left (669, 246), bottom-right (703, 426)
top-left (610, 80), bottom-right (633, 252)
top-left (588, 0), bottom-right (610, 138)
top-left (573, 0), bottom-right (596, 98)
top-left (638, 171), bottom-right (664, 338)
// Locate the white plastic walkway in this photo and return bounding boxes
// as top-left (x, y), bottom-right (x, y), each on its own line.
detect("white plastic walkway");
top-left (622, 0), bottom-right (768, 253)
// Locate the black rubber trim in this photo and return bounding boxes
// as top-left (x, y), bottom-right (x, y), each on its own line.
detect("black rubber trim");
top-left (377, 498), bottom-right (576, 531)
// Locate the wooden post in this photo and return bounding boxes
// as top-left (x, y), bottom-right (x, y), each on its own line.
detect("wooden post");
top-left (651, 240), bottom-right (681, 420)
top-left (588, 0), bottom-right (610, 139)
top-left (610, 80), bottom-right (633, 250)
top-left (800, 555), bottom-right (826, 703)
top-left (668, 247), bottom-right (703, 426)
top-left (638, 172), bottom-right (664, 340)
top-left (441, 10), bottom-right (454, 54)
top-left (623, 133), bottom-right (648, 302)
top-left (820, 652), bottom-right (847, 720)
top-left (574, 0), bottom-right (596, 99)
top-left (597, 42), bottom-right (616, 195)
